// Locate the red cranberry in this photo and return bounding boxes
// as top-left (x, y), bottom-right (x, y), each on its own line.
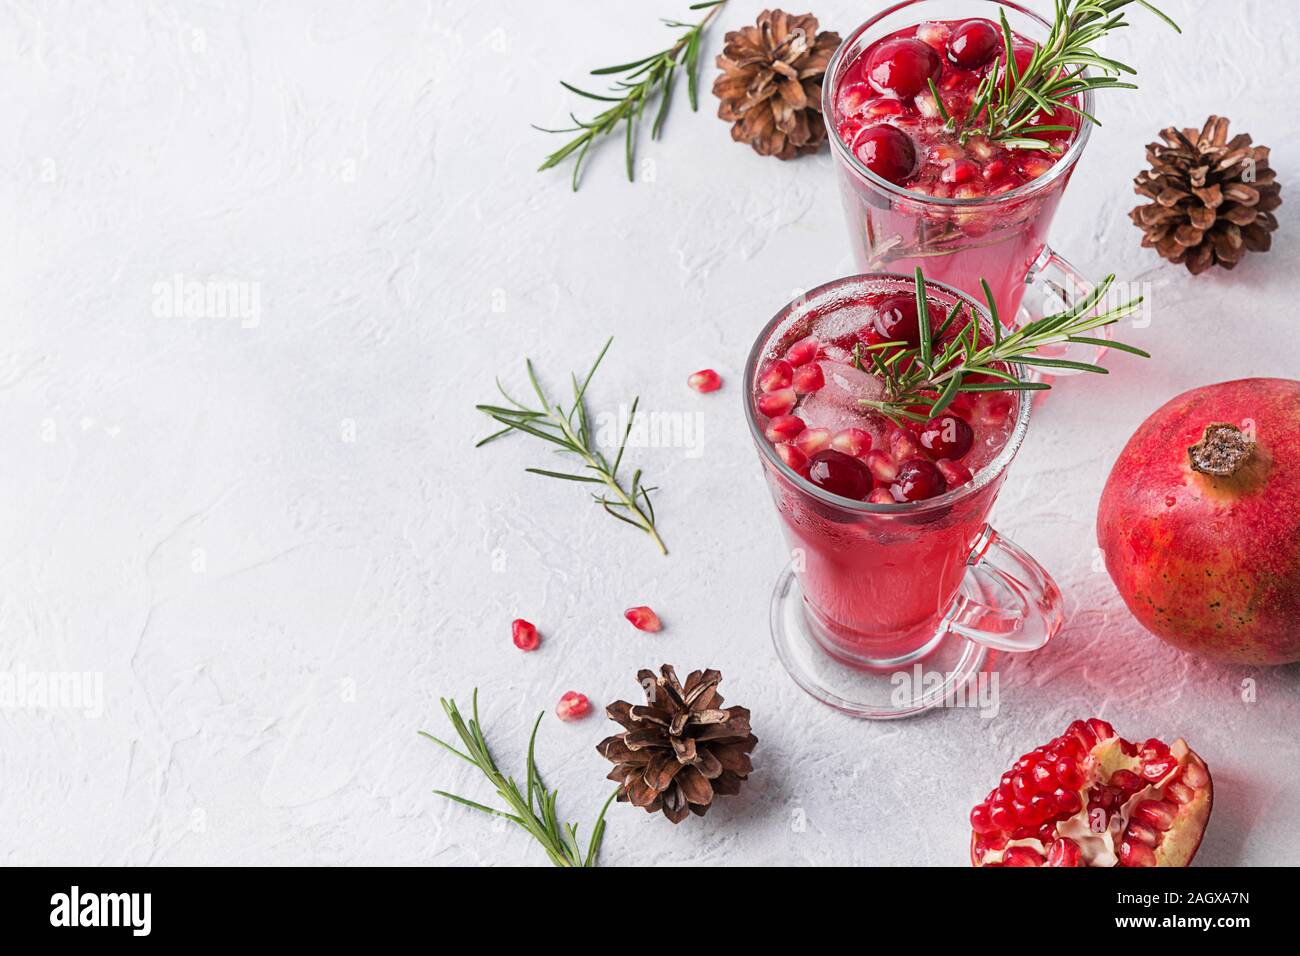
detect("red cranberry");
top-left (807, 450), bottom-right (874, 501)
top-left (890, 457), bottom-right (948, 502)
top-left (919, 414), bottom-right (975, 459)
top-left (865, 38), bottom-right (942, 98)
top-left (872, 293), bottom-right (921, 345)
top-left (947, 19), bottom-right (999, 70)
top-left (999, 41), bottom-right (1035, 77)
top-left (853, 124), bottom-right (917, 185)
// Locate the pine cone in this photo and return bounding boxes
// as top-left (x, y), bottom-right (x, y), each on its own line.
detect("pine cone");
top-left (1130, 116), bottom-right (1282, 274)
top-left (713, 10), bottom-right (841, 160)
top-left (596, 664), bottom-right (756, 823)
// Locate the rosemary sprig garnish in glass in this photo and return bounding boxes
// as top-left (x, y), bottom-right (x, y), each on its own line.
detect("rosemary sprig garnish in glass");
top-left (858, 267), bottom-right (1149, 424)
top-left (422, 691), bottom-right (618, 868)
top-left (476, 337), bottom-right (667, 555)
top-left (950, 0), bottom-right (1179, 151)
top-left (536, 0), bottom-right (728, 190)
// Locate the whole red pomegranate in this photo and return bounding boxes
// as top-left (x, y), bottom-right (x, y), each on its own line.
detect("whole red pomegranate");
top-left (1098, 378), bottom-right (1300, 665)
top-left (970, 718), bottom-right (1212, 867)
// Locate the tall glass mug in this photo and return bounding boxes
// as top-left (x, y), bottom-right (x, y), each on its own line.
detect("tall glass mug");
top-left (824, 0), bottom-right (1099, 352)
top-left (744, 274), bottom-right (1063, 718)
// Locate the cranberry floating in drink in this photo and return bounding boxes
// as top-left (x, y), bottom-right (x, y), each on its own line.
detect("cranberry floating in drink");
top-left (824, 0), bottom-right (1178, 364)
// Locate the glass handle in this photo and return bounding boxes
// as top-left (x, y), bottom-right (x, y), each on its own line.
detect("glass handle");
top-left (945, 525), bottom-right (1063, 654)
top-left (1021, 244), bottom-right (1112, 371)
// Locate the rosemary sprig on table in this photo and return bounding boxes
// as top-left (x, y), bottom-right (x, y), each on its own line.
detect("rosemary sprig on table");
top-left (422, 691), bottom-right (617, 868)
top-left (476, 338), bottom-right (667, 555)
top-left (858, 267), bottom-right (1149, 424)
top-left (951, 0), bottom-right (1179, 151)
top-left (536, 0), bottom-right (728, 190)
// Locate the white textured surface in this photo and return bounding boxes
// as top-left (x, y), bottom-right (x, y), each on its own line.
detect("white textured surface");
top-left (1, 0), bottom-right (1297, 866)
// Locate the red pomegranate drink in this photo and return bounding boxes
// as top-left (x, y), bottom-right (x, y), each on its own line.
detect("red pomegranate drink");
top-left (749, 275), bottom-right (1020, 662)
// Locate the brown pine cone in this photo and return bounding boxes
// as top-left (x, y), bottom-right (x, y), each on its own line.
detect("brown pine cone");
top-left (713, 10), bottom-right (841, 160)
top-left (1130, 116), bottom-right (1282, 274)
top-left (596, 664), bottom-right (756, 823)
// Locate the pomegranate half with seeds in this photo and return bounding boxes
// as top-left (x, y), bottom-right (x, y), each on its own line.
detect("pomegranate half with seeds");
top-left (969, 719), bottom-right (1213, 868)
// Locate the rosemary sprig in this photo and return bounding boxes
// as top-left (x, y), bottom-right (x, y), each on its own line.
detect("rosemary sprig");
top-left (476, 337), bottom-right (667, 555)
top-left (422, 691), bottom-right (618, 867)
top-left (950, 0), bottom-right (1179, 150)
top-left (536, 1), bottom-right (728, 190)
top-left (860, 267), bottom-right (1150, 424)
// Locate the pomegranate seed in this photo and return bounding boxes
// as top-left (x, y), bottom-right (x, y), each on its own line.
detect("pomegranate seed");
top-left (1119, 839), bottom-right (1158, 867)
top-left (1109, 769), bottom-right (1142, 794)
top-left (795, 427), bottom-right (831, 456)
top-left (988, 803), bottom-right (1015, 830)
top-left (865, 37), bottom-right (942, 97)
top-left (831, 428), bottom-right (872, 457)
top-left (853, 124), bottom-right (917, 185)
top-left (776, 442), bottom-right (809, 475)
top-left (1053, 788), bottom-right (1082, 815)
top-left (1126, 820), bottom-right (1159, 847)
top-left (624, 606), bottom-right (662, 632)
top-left (941, 159), bottom-right (979, 184)
top-left (1011, 772), bottom-right (1034, 803)
top-left (865, 451), bottom-right (899, 484)
top-left (890, 429), bottom-right (923, 461)
top-left (890, 457), bottom-right (948, 502)
top-left (1166, 781), bottom-right (1196, 805)
top-left (1087, 718), bottom-right (1116, 741)
top-left (1139, 737), bottom-right (1170, 760)
top-left (919, 415), bottom-right (974, 460)
top-left (759, 359), bottom-right (794, 392)
top-left (1065, 719), bottom-right (1097, 750)
top-left (867, 487), bottom-right (895, 505)
top-left (947, 18), bottom-right (999, 69)
top-left (1020, 156), bottom-right (1054, 180)
top-left (757, 387), bottom-right (797, 417)
top-left (1046, 837), bottom-right (1082, 867)
top-left (1142, 755), bottom-right (1178, 782)
top-left (1183, 759), bottom-right (1210, 788)
top-left (785, 338), bottom-right (819, 367)
top-left (865, 97), bottom-right (906, 117)
top-left (936, 458), bottom-right (973, 488)
top-left (1030, 762), bottom-right (1057, 793)
top-left (555, 691), bottom-right (590, 721)
top-left (792, 362), bottom-right (826, 395)
top-left (511, 618), bottom-right (540, 651)
top-left (916, 21), bottom-right (951, 51)
top-left (838, 82), bottom-right (873, 116)
top-left (975, 392), bottom-right (1014, 425)
top-left (970, 803), bottom-right (996, 834)
top-left (765, 414), bottom-right (806, 443)
top-left (1001, 846), bottom-right (1043, 867)
top-left (1028, 794), bottom-right (1055, 824)
top-left (687, 369), bottom-right (722, 393)
top-left (807, 450), bottom-right (873, 501)
top-left (1132, 800), bottom-right (1177, 831)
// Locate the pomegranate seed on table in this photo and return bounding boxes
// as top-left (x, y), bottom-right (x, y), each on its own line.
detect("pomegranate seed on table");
top-left (624, 605), bottom-right (662, 632)
top-left (759, 359), bottom-right (794, 392)
top-left (555, 691), bottom-right (590, 721)
top-left (687, 369), bottom-right (722, 393)
top-left (511, 618), bottom-right (540, 651)
top-left (757, 387), bottom-right (797, 418)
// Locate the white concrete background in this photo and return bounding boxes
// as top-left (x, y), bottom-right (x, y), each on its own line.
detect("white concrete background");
top-left (1, 0), bottom-right (1296, 866)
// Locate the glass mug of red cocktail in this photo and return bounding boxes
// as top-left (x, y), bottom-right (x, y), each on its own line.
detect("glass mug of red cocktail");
top-left (825, 0), bottom-right (1101, 358)
top-left (744, 273), bottom-right (1062, 717)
